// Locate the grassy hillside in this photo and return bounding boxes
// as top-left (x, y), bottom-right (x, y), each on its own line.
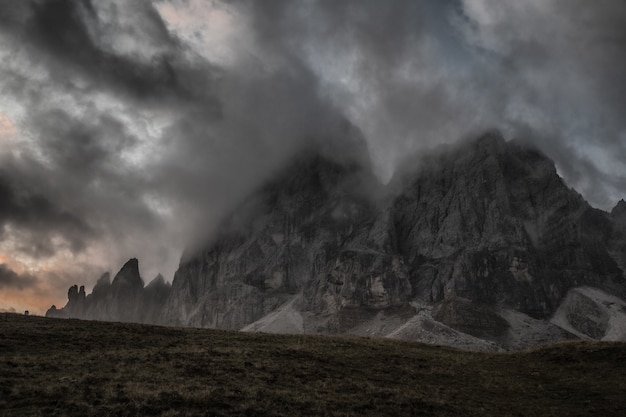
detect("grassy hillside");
top-left (1, 313), bottom-right (625, 416)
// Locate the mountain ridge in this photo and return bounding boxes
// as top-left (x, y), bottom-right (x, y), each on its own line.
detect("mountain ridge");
top-left (47, 132), bottom-right (626, 350)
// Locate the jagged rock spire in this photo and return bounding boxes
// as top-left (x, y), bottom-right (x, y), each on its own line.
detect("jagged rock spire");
top-left (111, 258), bottom-right (143, 289)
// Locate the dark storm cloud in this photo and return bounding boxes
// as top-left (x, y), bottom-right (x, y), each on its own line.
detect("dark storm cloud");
top-left (0, 0), bottom-right (361, 285)
top-left (234, 0), bottom-right (477, 178)
top-left (244, 0), bottom-right (626, 207)
top-left (0, 172), bottom-right (92, 257)
top-left (0, 0), bottom-right (625, 309)
top-left (34, 109), bottom-right (135, 177)
top-left (0, 264), bottom-right (38, 290)
top-left (0, 0), bottom-right (220, 110)
top-left (455, 0), bottom-right (626, 208)
top-left (248, 0), bottom-right (425, 60)
top-left (0, 0), bottom-right (216, 272)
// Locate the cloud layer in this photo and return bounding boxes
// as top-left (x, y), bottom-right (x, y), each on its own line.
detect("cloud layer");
top-left (0, 0), bottom-right (625, 312)
top-left (0, 263), bottom-right (37, 290)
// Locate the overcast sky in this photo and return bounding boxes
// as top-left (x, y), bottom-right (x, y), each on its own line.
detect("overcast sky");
top-left (1, 0), bottom-right (625, 314)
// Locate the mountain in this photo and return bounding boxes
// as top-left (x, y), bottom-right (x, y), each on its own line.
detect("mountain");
top-left (46, 132), bottom-right (626, 350)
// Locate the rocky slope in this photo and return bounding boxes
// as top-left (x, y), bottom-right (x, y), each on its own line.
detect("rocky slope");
top-left (47, 133), bottom-right (626, 350)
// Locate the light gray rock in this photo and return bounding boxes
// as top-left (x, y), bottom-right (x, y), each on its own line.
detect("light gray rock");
top-left (552, 287), bottom-right (626, 341)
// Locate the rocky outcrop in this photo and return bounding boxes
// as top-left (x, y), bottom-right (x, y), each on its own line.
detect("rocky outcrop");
top-left (551, 287), bottom-right (626, 340)
top-left (106, 258), bottom-right (144, 323)
top-left (612, 199), bottom-right (626, 220)
top-left (46, 259), bottom-right (170, 324)
top-left (46, 285), bottom-right (86, 319)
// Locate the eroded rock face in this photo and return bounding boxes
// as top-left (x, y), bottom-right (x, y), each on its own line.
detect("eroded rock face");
top-left (161, 153), bottom-right (411, 330)
top-left (609, 200), bottom-right (626, 273)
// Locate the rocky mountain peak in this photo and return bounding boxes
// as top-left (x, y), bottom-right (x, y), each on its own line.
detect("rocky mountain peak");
top-left (612, 199), bottom-right (626, 218)
top-left (111, 258), bottom-right (143, 289)
top-left (92, 272), bottom-right (111, 293)
top-left (146, 273), bottom-right (169, 289)
top-left (96, 272), bottom-right (111, 285)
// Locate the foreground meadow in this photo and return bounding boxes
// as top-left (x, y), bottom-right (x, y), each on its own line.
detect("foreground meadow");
top-left (1, 313), bottom-right (625, 416)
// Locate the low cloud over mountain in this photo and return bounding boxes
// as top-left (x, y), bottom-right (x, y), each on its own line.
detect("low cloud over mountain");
top-left (0, 0), bottom-right (625, 313)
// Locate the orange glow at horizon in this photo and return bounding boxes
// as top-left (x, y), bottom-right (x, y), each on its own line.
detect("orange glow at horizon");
top-left (0, 112), bottom-right (20, 160)
top-left (0, 289), bottom-right (60, 316)
top-left (0, 240), bottom-right (115, 316)
top-left (0, 253), bottom-right (27, 275)
top-left (0, 113), bottom-right (17, 150)
top-left (0, 253), bottom-right (61, 316)
top-left (0, 113), bottom-right (16, 137)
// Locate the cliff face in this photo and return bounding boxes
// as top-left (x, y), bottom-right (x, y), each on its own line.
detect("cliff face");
top-left (392, 133), bottom-right (624, 319)
top-left (609, 199), bottom-right (626, 272)
top-left (47, 133), bottom-right (626, 349)
top-left (160, 153), bottom-right (411, 331)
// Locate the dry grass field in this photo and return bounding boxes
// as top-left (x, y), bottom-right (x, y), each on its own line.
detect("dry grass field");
top-left (1, 313), bottom-right (625, 416)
